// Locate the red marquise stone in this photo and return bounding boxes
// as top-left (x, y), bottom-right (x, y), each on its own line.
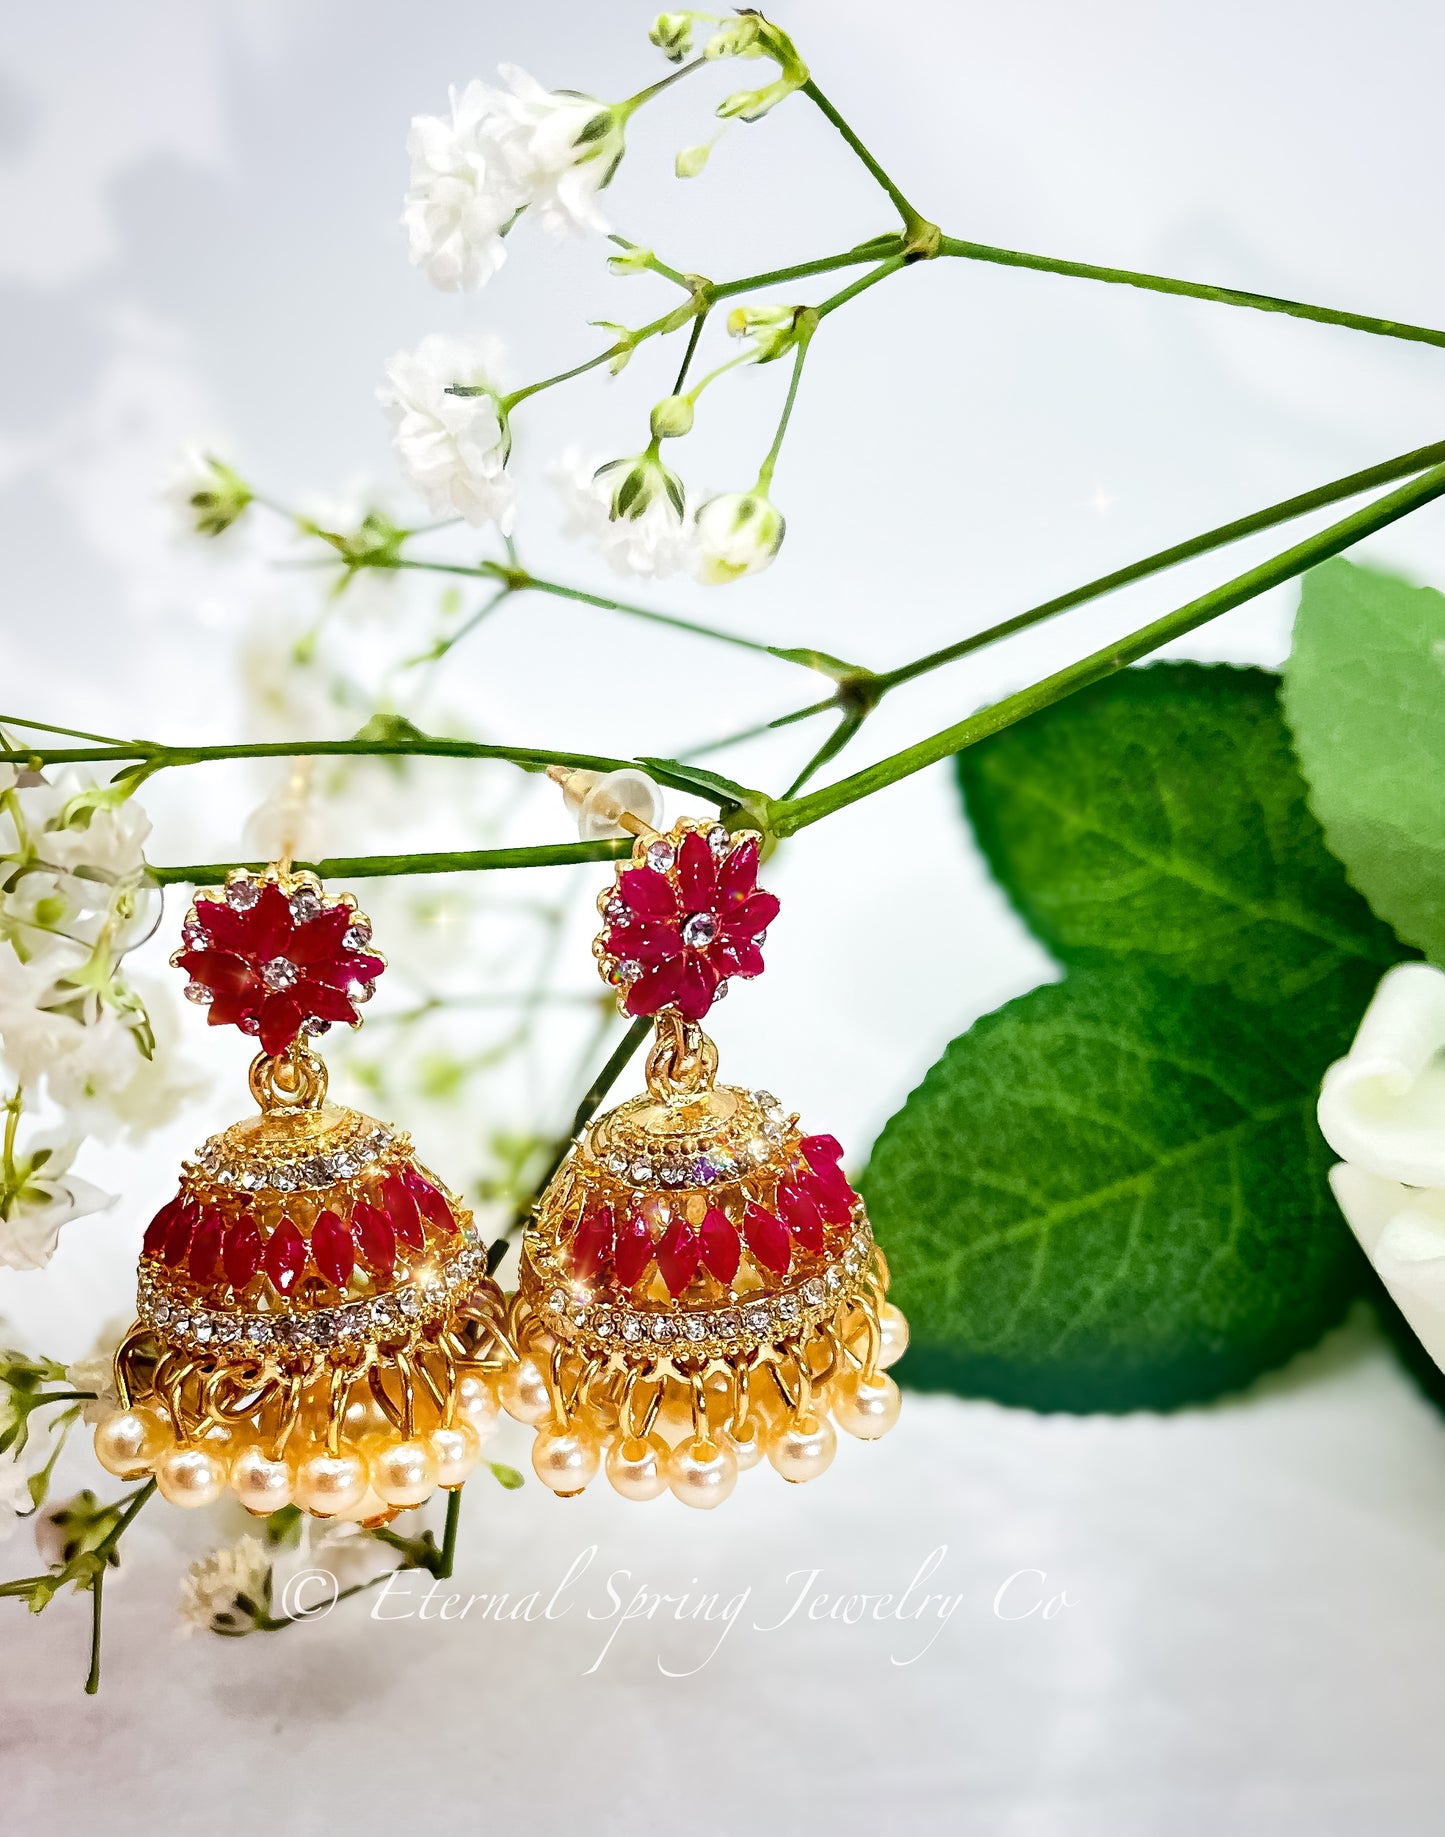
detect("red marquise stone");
top-left (801, 1156), bottom-right (855, 1221)
top-left (717, 837), bottom-right (759, 910)
top-left (142, 1196), bottom-right (180, 1257)
top-left (312, 1210), bottom-right (355, 1288)
top-left (571, 1204), bottom-right (615, 1280)
top-left (188, 1209), bottom-right (224, 1284)
top-left (382, 1174), bottom-right (424, 1251)
top-left (265, 1217), bottom-right (307, 1295)
top-left (162, 1199), bottom-right (199, 1268)
top-left (800, 1134), bottom-right (844, 1169)
top-left (656, 1218), bottom-right (701, 1297)
top-left (353, 1201), bottom-right (396, 1279)
top-left (699, 1207), bottom-right (741, 1286)
top-left (743, 1201), bottom-right (791, 1276)
top-left (402, 1165), bottom-right (455, 1235)
top-left (618, 866), bottom-right (677, 921)
top-left (613, 1211), bottom-right (654, 1289)
top-left (775, 1181), bottom-right (825, 1255)
top-left (223, 1215), bottom-right (263, 1290)
top-left (676, 831), bottom-right (717, 910)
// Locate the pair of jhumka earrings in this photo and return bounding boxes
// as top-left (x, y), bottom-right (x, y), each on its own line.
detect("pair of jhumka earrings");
top-left (92, 770), bottom-right (906, 1519)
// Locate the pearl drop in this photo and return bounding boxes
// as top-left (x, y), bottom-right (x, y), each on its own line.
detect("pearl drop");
top-left (454, 1373), bottom-right (501, 1442)
top-left (429, 1421), bottom-right (483, 1489)
top-left (831, 1368), bottom-right (902, 1440)
top-left (718, 1418), bottom-right (764, 1472)
top-left (498, 1357), bottom-right (552, 1425)
top-left (605, 1433), bottom-right (669, 1501)
top-left (371, 1437), bottom-right (440, 1508)
top-left (531, 1424), bottom-right (600, 1496)
top-left (93, 1405), bottom-right (170, 1480)
top-left (667, 1436), bottom-right (737, 1510)
top-left (154, 1443), bottom-right (228, 1508)
top-left (230, 1443), bottom-right (296, 1514)
top-left (877, 1303), bottom-right (910, 1370)
top-left (766, 1412), bottom-right (837, 1483)
top-left (343, 1394), bottom-right (396, 1442)
top-left (293, 1447), bottom-right (370, 1516)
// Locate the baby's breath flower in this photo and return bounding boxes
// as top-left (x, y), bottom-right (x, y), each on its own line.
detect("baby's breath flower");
top-left (165, 449), bottom-right (253, 538)
top-left (488, 65), bottom-right (627, 237)
top-left (551, 447), bottom-right (699, 581)
top-left (695, 490), bottom-right (787, 585)
top-left (378, 334), bottom-right (515, 531)
top-left (404, 82), bottom-right (524, 292)
top-left (0, 1126), bottom-right (112, 1271)
top-left (179, 1537), bottom-right (273, 1637)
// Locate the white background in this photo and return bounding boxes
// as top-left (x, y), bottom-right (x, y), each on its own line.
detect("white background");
top-left (4, 2), bottom-right (1445, 1830)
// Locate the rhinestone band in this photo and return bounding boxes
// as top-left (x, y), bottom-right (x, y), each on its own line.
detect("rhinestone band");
top-left (136, 1235), bottom-right (488, 1363)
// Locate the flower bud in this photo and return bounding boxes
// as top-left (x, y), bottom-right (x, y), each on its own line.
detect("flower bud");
top-left (649, 394), bottom-right (695, 440)
top-left (726, 303), bottom-right (802, 363)
top-left (675, 142), bottom-right (712, 179)
top-left (650, 12), bottom-right (695, 61)
top-left (607, 244), bottom-right (656, 275)
top-left (706, 18), bottom-right (763, 58)
top-left (695, 491), bottom-right (786, 585)
top-left (167, 450), bottom-right (253, 537)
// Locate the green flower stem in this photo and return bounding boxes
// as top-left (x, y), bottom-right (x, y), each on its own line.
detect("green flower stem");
top-left (814, 254), bottom-right (908, 320)
top-left (0, 714), bottom-right (128, 746)
top-left (672, 306), bottom-right (710, 390)
top-left (756, 329), bottom-right (816, 494)
top-left (935, 234), bottom-right (1445, 351)
top-left (771, 459), bottom-right (1445, 834)
top-left (0, 736), bottom-right (724, 797)
top-left (607, 235), bottom-right (696, 293)
top-left (389, 557), bottom-right (833, 677)
top-left (619, 55), bottom-right (707, 118)
top-left (436, 1487), bottom-right (462, 1581)
top-left (512, 572), bottom-right (818, 668)
top-left (869, 435), bottom-right (1445, 695)
top-left (800, 79), bottom-right (935, 244)
top-left (150, 840), bottom-right (631, 888)
top-left (84, 1478), bottom-right (156, 1696)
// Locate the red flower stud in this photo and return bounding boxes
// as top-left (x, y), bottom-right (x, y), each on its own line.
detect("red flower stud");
top-left (595, 821), bottom-right (779, 1022)
top-left (172, 870), bottom-right (385, 1058)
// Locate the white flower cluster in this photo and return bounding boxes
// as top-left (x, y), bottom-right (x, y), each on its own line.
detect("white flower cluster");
top-left (0, 767), bottom-right (197, 1271)
top-left (389, 55), bottom-right (793, 586)
top-left (404, 65), bottom-right (627, 294)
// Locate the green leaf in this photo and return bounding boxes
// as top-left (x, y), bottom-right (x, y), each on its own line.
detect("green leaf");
top-left (352, 712), bottom-right (432, 746)
top-left (487, 1461), bottom-right (524, 1490)
top-left (861, 962), bottom-right (1373, 1411)
top-left (957, 662), bottom-right (1401, 1003)
top-left (1283, 558), bottom-right (1445, 964)
top-left (635, 758), bottom-right (750, 804)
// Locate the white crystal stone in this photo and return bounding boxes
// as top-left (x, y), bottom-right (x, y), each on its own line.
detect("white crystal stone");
top-left (184, 983), bottom-right (214, 1005)
top-left (681, 910), bottom-right (717, 949)
top-left (645, 840), bottom-right (675, 872)
top-left (226, 876), bottom-right (260, 910)
top-left (289, 888), bottom-right (322, 923)
top-left (343, 922), bottom-right (372, 950)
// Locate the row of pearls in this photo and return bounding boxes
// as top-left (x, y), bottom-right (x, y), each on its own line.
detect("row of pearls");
top-left (93, 1371), bottom-right (502, 1518)
top-left (506, 1301), bottom-right (908, 1507)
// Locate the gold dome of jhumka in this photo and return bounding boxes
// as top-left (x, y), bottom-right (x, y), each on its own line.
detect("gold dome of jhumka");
top-left (508, 818), bottom-right (907, 1507)
top-left (92, 867), bottom-right (511, 1522)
